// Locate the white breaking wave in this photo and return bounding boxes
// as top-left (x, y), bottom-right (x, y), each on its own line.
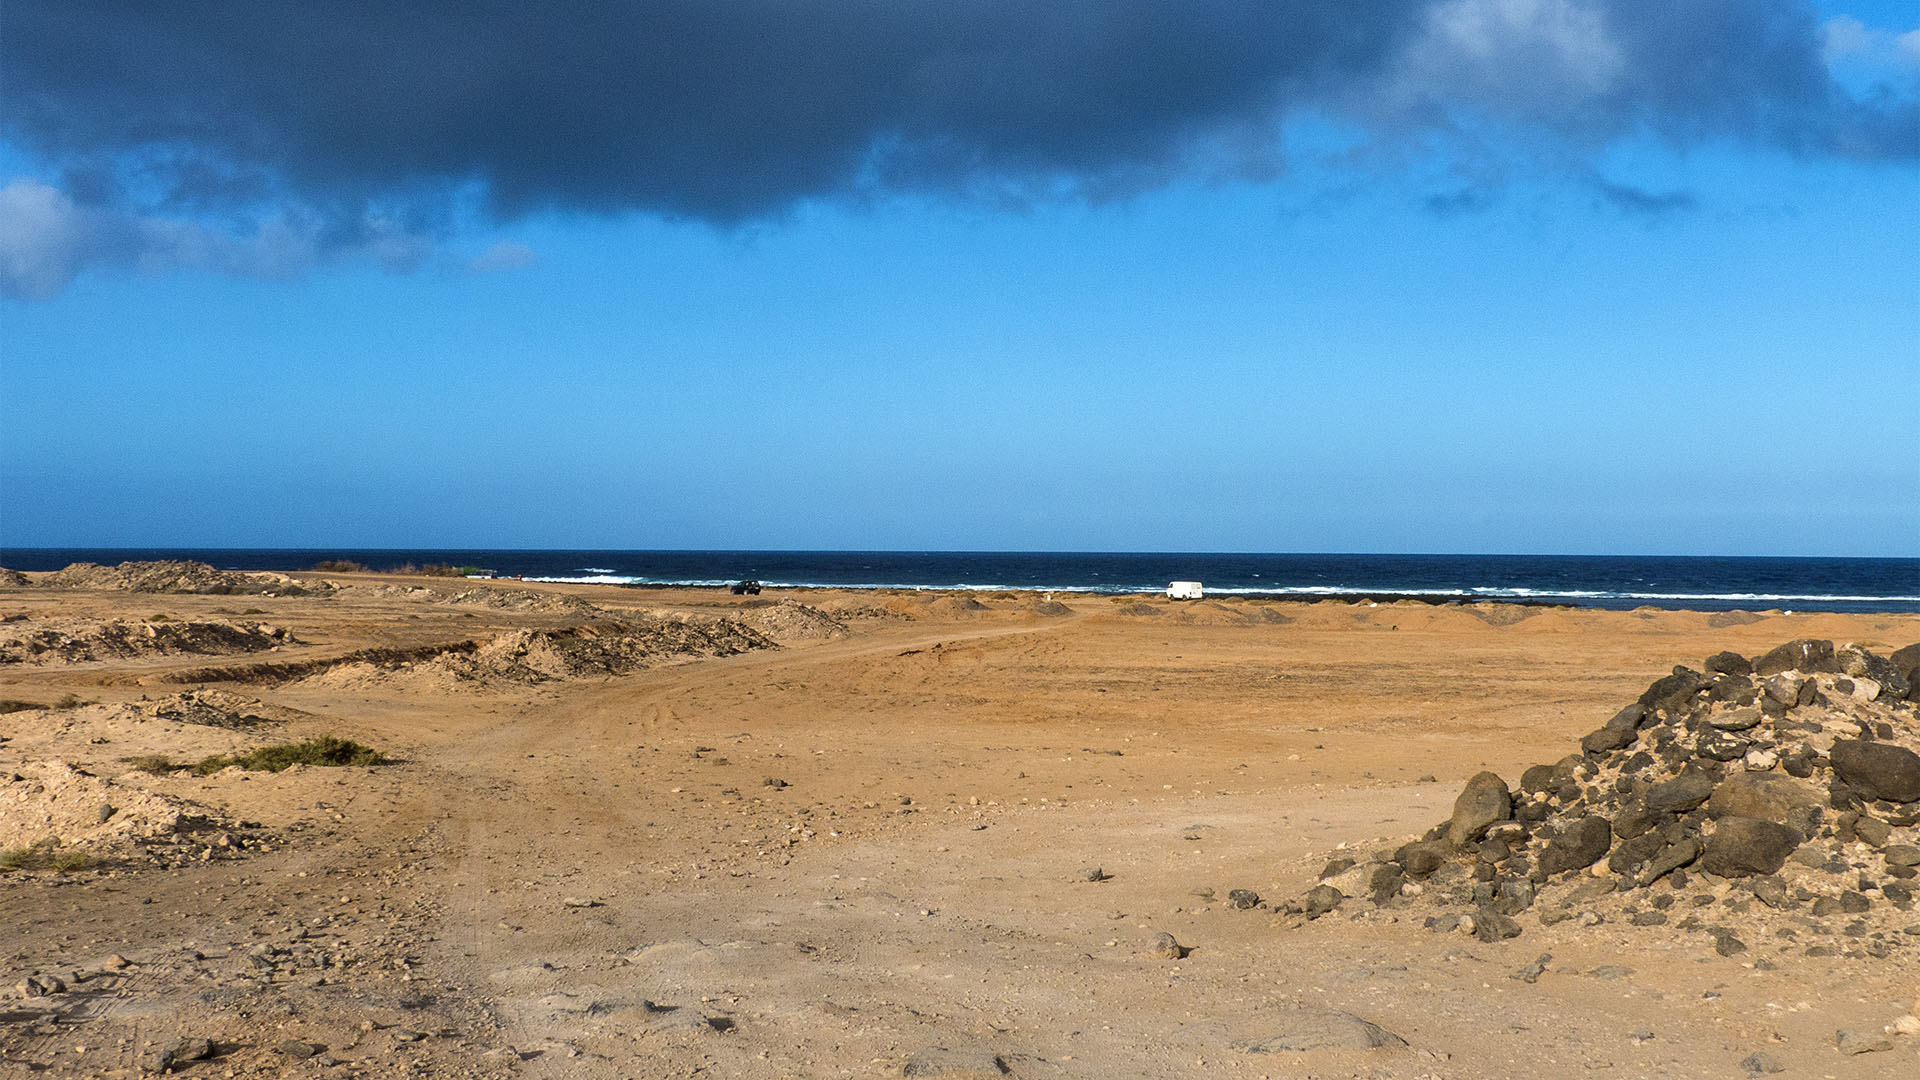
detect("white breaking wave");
top-left (519, 576), bottom-right (1919, 605)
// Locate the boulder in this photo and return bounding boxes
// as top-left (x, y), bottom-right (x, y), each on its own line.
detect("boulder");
top-left (1538, 816), bottom-right (1612, 876)
top-left (1752, 639), bottom-right (1834, 676)
top-left (1889, 642), bottom-right (1920, 682)
top-left (1645, 770), bottom-right (1716, 813)
top-left (1448, 772), bottom-right (1512, 847)
top-left (1393, 840), bottom-right (1450, 877)
top-left (1635, 835), bottom-right (1700, 886)
top-left (1704, 650), bottom-right (1752, 676)
top-left (1707, 773), bottom-right (1825, 832)
top-left (1701, 817), bottom-right (1799, 876)
top-left (1638, 669), bottom-right (1708, 713)
top-left (1828, 740), bottom-right (1920, 803)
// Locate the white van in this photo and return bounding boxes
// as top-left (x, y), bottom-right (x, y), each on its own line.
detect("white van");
top-left (1167, 581), bottom-right (1204, 600)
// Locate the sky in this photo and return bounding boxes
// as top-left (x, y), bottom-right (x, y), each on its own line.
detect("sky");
top-left (1, 1), bottom-right (1916, 556)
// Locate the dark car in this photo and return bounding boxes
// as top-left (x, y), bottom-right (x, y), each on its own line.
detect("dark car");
top-left (730, 580), bottom-right (762, 595)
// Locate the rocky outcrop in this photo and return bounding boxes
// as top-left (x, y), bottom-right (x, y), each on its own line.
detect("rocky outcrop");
top-left (1283, 640), bottom-right (1920, 957)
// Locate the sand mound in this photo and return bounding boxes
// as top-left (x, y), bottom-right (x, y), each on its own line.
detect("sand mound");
top-left (42, 560), bottom-right (317, 596)
top-left (735, 602), bottom-right (847, 641)
top-left (1707, 610), bottom-right (1768, 628)
top-left (924, 596), bottom-right (990, 618)
top-left (813, 598), bottom-right (912, 622)
top-left (444, 587), bottom-right (603, 615)
top-left (295, 618), bottom-right (775, 691)
top-left (1462, 603), bottom-right (1540, 627)
top-left (128, 689), bottom-right (294, 729)
top-left (342, 582), bottom-right (603, 615)
top-left (1285, 639), bottom-right (1920, 959)
top-left (3, 760), bottom-right (198, 851)
top-left (0, 618), bottom-right (294, 665)
top-left (1025, 598), bottom-right (1074, 616)
top-left (0, 568), bottom-right (29, 588)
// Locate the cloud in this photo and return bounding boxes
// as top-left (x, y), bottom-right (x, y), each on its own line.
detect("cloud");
top-left (0, 178), bottom-right (435, 299)
top-left (2, 1), bottom-right (1913, 294)
top-left (464, 240), bottom-right (536, 275)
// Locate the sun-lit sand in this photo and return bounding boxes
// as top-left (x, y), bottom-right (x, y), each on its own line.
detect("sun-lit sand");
top-left (4, 567), bottom-right (1918, 1077)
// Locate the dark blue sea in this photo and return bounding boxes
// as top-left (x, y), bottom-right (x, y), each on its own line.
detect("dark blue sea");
top-left (2, 549), bottom-right (1916, 614)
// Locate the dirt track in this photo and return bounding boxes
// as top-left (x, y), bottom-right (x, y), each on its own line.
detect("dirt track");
top-left (4, 575), bottom-right (1918, 1077)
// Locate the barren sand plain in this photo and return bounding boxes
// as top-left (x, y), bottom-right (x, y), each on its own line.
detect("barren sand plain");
top-left (3, 570), bottom-right (1918, 1079)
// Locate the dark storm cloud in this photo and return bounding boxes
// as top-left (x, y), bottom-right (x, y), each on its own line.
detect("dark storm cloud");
top-left (2, 1), bottom-right (1914, 295)
top-left (4, 1), bottom-right (1421, 222)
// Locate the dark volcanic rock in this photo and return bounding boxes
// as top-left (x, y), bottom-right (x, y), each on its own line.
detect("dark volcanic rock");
top-left (1646, 770), bottom-right (1717, 813)
top-left (1753, 638), bottom-right (1835, 676)
top-left (1701, 817), bottom-right (1800, 877)
top-left (1707, 773), bottom-right (1825, 831)
top-left (1394, 840), bottom-right (1450, 877)
top-left (1704, 650), bottom-right (1752, 676)
top-left (1539, 816), bottom-right (1612, 876)
top-left (1449, 771), bottom-right (1512, 847)
top-left (1636, 836), bottom-right (1700, 886)
top-left (1829, 740), bottom-right (1920, 803)
top-left (1639, 669), bottom-right (1709, 713)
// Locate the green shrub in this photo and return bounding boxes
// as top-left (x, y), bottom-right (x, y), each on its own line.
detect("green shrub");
top-left (53, 693), bottom-right (90, 709)
top-left (313, 560), bottom-right (369, 573)
top-left (1, 838), bottom-right (88, 873)
top-left (123, 754), bottom-right (179, 775)
top-left (0, 699), bottom-right (47, 714)
top-left (193, 736), bottom-right (387, 775)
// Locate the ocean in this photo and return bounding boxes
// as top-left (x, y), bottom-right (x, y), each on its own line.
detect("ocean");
top-left (2, 549), bottom-right (1916, 614)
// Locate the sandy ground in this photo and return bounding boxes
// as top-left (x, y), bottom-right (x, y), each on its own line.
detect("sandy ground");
top-left (3, 574), bottom-right (1917, 1078)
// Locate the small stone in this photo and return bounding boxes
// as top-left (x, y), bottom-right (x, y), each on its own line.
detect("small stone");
top-left (1711, 930), bottom-right (1747, 956)
top-left (1474, 909), bottom-right (1522, 941)
top-left (1646, 771), bottom-right (1716, 813)
top-left (1740, 1050), bottom-right (1786, 1075)
top-left (561, 896), bottom-right (601, 908)
top-left (1854, 815), bottom-right (1892, 847)
top-left (1226, 888), bottom-right (1260, 909)
top-left (1511, 953), bottom-right (1551, 983)
top-left (275, 1040), bottom-right (323, 1060)
top-left (1144, 932), bottom-right (1184, 960)
top-left (1835, 1028), bottom-right (1893, 1054)
top-left (1883, 844), bottom-right (1920, 868)
top-left (1078, 866), bottom-right (1106, 883)
top-left (1301, 884), bottom-right (1343, 919)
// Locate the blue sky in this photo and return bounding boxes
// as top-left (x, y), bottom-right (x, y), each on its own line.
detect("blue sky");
top-left (2, 1), bottom-right (1916, 555)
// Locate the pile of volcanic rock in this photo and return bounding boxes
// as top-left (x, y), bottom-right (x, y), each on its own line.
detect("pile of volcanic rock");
top-left (1292, 639), bottom-right (1920, 955)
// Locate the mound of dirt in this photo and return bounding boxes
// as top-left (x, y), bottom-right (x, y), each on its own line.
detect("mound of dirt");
top-left (296, 618), bottom-right (776, 691)
top-left (924, 596), bottom-right (990, 618)
top-left (813, 598), bottom-right (912, 622)
top-left (129, 689), bottom-right (295, 729)
top-left (1283, 640), bottom-right (1920, 959)
top-left (0, 760), bottom-right (261, 866)
top-left (1463, 603), bottom-right (1539, 627)
top-left (0, 618), bottom-right (294, 665)
top-left (735, 602), bottom-right (847, 641)
top-left (1026, 598), bottom-right (1074, 616)
top-left (0, 568), bottom-right (28, 587)
top-left (42, 560), bottom-right (318, 596)
top-left (443, 587), bottom-right (605, 615)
